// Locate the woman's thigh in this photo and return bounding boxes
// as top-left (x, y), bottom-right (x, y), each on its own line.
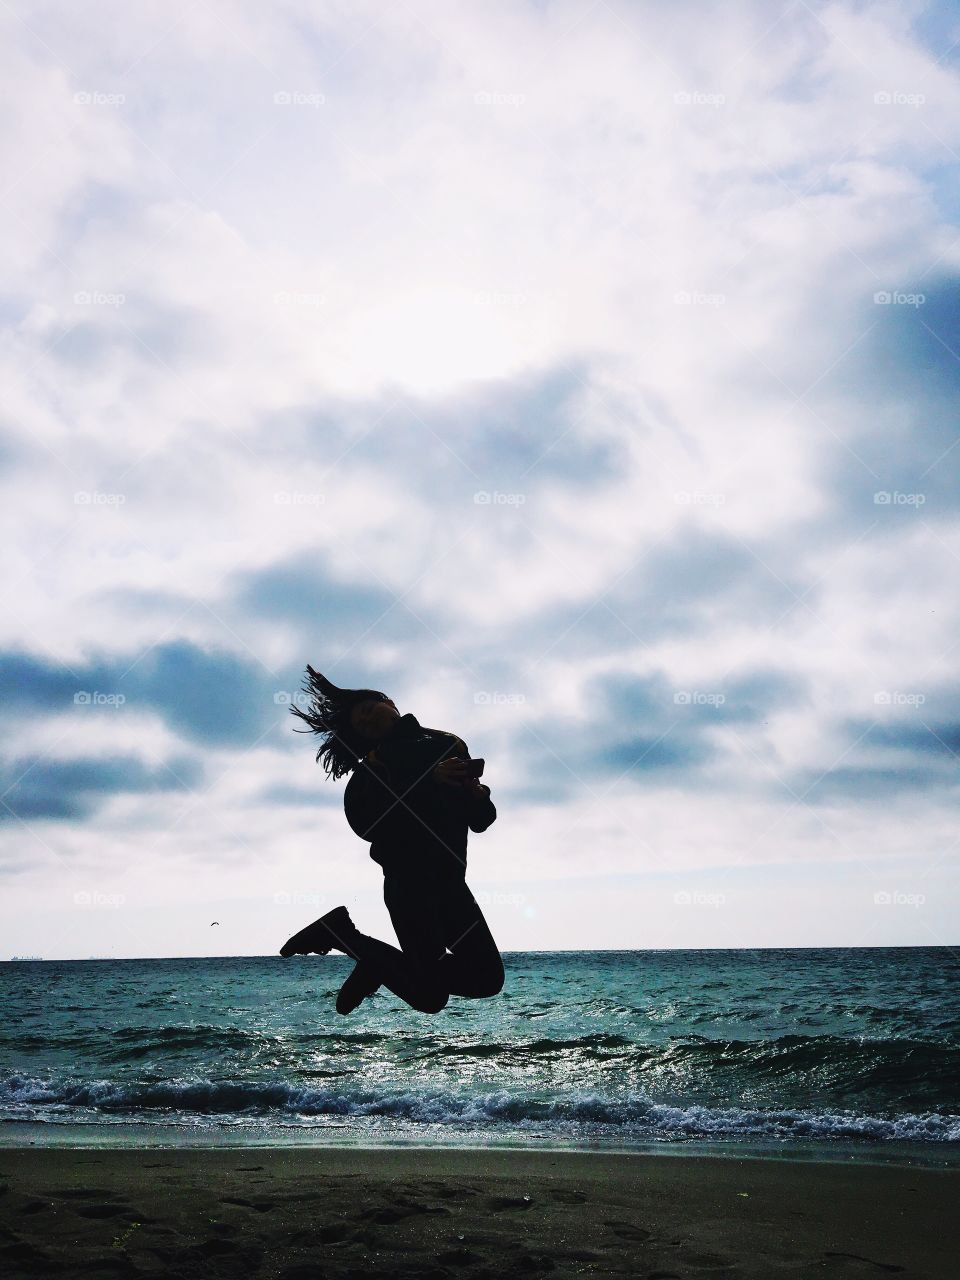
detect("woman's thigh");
top-left (439, 880), bottom-right (501, 963)
top-left (384, 875), bottom-right (500, 966)
top-left (382, 875), bottom-right (452, 967)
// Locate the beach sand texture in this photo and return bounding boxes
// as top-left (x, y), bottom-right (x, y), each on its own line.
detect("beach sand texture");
top-left (0, 1146), bottom-right (955, 1279)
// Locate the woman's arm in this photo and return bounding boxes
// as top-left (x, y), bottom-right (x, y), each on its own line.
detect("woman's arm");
top-left (343, 753), bottom-right (421, 842)
top-left (447, 739), bottom-right (496, 834)
top-left (464, 779), bottom-right (497, 833)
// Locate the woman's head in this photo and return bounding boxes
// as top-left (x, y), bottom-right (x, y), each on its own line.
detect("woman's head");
top-left (348, 694), bottom-right (400, 745)
top-left (290, 665), bottom-right (400, 779)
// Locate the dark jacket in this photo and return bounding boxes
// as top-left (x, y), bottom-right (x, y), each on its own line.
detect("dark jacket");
top-left (343, 713), bottom-right (496, 880)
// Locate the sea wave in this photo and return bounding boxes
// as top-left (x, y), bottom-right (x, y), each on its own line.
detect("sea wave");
top-left (1, 1073), bottom-right (957, 1143)
top-left (6, 1025), bottom-right (955, 1065)
top-left (639, 1034), bottom-right (960, 1092)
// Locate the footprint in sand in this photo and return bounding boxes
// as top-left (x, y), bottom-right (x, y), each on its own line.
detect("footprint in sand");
top-left (604, 1220), bottom-right (653, 1243)
top-left (192, 1239), bottom-right (244, 1257)
top-left (317, 1223), bottom-right (351, 1243)
top-left (284, 1223), bottom-right (351, 1247)
top-left (427, 1184), bottom-right (481, 1201)
top-left (363, 1206), bottom-right (409, 1224)
top-left (219, 1195), bottom-right (276, 1213)
top-left (512, 1252), bottom-right (557, 1273)
top-left (65, 1253), bottom-right (140, 1277)
top-left (1, 1241), bottom-right (53, 1271)
top-left (75, 1203), bottom-right (130, 1219)
top-left (277, 1267), bottom-right (333, 1280)
top-left (548, 1188), bottom-right (587, 1204)
top-left (679, 1252), bottom-right (737, 1272)
top-left (824, 1251), bottom-right (906, 1273)
top-left (438, 1246), bottom-right (487, 1265)
top-left (363, 1203), bottom-right (443, 1224)
top-left (556, 1247), bottom-right (606, 1264)
top-left (357, 1192), bottom-right (450, 1225)
top-left (149, 1239), bottom-right (248, 1272)
top-left (488, 1194), bottom-right (534, 1211)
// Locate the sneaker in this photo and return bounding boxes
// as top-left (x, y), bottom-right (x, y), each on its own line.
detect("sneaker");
top-left (279, 905), bottom-right (359, 958)
top-left (335, 961), bottom-right (382, 1015)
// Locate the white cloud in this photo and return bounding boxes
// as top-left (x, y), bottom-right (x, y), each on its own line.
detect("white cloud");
top-left (1, 0), bottom-right (958, 953)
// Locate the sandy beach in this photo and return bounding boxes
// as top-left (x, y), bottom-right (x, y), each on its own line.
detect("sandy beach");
top-left (0, 1145), bottom-right (955, 1279)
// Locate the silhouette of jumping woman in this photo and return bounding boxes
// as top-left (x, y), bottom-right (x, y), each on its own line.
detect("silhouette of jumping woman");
top-left (279, 666), bottom-right (505, 1016)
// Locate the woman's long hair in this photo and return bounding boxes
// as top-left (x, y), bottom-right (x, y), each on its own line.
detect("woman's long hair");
top-left (289, 665), bottom-right (390, 780)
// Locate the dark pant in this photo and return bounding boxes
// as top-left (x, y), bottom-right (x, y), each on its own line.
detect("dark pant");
top-left (342, 876), bottom-right (505, 1014)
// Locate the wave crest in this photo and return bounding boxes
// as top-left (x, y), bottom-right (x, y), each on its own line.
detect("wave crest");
top-left (2, 1072), bottom-right (957, 1143)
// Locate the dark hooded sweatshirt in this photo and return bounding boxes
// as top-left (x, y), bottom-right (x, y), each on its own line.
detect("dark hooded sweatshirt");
top-left (343, 712), bottom-right (496, 880)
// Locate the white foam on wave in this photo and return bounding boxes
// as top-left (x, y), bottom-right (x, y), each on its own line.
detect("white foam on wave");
top-left (2, 1073), bottom-right (958, 1143)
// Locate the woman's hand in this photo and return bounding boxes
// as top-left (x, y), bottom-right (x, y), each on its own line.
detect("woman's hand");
top-left (432, 757), bottom-right (471, 788)
top-left (433, 757), bottom-right (490, 803)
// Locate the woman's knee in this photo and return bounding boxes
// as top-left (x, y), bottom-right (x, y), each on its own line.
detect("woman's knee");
top-left (473, 960), bottom-right (505, 998)
top-left (414, 987), bottom-right (450, 1014)
top-left (484, 969), bottom-right (506, 997)
top-left (408, 961), bottom-right (450, 1014)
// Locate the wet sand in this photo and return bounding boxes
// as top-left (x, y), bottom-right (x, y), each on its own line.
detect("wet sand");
top-left (0, 1144), bottom-right (955, 1278)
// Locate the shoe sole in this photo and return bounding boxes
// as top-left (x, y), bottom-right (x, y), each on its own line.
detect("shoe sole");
top-left (279, 906), bottom-right (352, 957)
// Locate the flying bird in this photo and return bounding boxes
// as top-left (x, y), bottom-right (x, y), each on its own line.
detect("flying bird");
top-left (210, 921), bottom-right (220, 926)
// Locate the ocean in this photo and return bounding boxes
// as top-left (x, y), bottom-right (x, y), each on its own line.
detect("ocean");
top-left (2, 947), bottom-right (958, 1160)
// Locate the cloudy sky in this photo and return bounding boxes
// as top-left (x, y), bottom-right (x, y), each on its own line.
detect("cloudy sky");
top-left (2, 0), bottom-right (958, 959)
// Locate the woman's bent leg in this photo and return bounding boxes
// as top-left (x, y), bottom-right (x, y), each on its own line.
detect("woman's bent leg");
top-left (381, 876), bottom-right (460, 1012)
top-left (335, 923), bottom-right (448, 1014)
top-left (384, 876), bottom-right (504, 1002)
top-left (438, 879), bottom-right (505, 998)
top-left (326, 877), bottom-right (504, 1012)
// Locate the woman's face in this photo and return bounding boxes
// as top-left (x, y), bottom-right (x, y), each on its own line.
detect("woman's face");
top-left (350, 696), bottom-right (400, 744)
